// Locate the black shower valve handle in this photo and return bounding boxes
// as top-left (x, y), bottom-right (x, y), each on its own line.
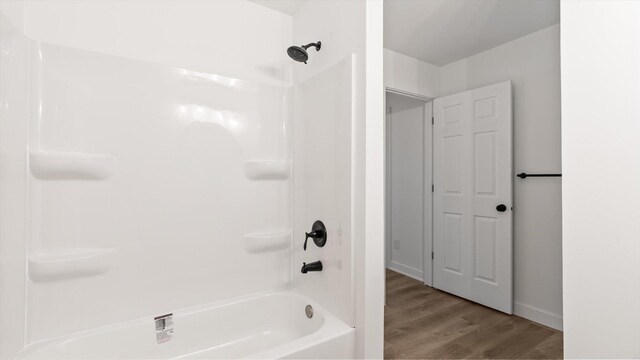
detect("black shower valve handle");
top-left (304, 230), bottom-right (324, 251)
top-left (306, 230), bottom-right (323, 239)
top-left (303, 220), bottom-right (327, 251)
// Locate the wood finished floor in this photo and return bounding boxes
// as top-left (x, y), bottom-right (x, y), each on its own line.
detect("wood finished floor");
top-left (385, 270), bottom-right (563, 359)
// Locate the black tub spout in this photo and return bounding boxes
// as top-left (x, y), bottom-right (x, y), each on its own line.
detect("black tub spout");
top-left (301, 261), bottom-right (323, 273)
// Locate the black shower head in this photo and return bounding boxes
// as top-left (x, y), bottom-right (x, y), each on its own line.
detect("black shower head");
top-left (287, 41), bottom-right (321, 64)
top-left (287, 46), bottom-right (309, 63)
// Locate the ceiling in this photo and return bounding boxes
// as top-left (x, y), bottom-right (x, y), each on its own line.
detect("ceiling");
top-left (248, 0), bottom-right (306, 16)
top-left (384, 0), bottom-right (560, 66)
top-left (247, 0), bottom-right (559, 66)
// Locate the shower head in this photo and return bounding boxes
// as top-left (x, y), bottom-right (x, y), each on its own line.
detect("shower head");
top-left (287, 41), bottom-right (321, 64)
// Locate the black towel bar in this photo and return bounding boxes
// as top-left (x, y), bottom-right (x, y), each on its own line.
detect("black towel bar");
top-left (517, 173), bottom-right (562, 179)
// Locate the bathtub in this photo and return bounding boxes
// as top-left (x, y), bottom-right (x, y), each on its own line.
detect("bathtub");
top-left (19, 291), bottom-right (355, 359)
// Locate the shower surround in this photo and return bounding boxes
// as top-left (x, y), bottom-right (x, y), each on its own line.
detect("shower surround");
top-left (0, 0), bottom-right (365, 358)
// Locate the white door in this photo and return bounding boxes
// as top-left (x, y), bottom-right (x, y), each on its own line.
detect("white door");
top-left (433, 81), bottom-right (513, 313)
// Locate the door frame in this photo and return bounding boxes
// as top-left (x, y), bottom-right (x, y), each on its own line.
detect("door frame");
top-left (384, 87), bottom-right (435, 287)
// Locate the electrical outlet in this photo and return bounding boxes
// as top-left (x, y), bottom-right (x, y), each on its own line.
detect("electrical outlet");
top-left (393, 239), bottom-right (400, 250)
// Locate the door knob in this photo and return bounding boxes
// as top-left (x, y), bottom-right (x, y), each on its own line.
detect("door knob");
top-left (496, 204), bottom-right (507, 212)
top-left (304, 220), bottom-right (327, 251)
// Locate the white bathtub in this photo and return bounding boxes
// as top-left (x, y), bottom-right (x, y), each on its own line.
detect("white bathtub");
top-left (19, 291), bottom-right (355, 359)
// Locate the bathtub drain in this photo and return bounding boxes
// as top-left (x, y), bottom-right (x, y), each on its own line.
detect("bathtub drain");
top-left (305, 304), bottom-right (313, 318)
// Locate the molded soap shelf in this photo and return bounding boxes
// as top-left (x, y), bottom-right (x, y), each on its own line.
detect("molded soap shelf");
top-left (244, 230), bottom-right (291, 253)
top-left (244, 160), bottom-right (290, 180)
top-left (30, 150), bottom-right (117, 180)
top-left (29, 248), bottom-right (115, 282)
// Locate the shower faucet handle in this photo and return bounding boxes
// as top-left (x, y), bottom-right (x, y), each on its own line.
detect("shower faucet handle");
top-left (304, 230), bottom-right (324, 251)
top-left (303, 220), bottom-right (327, 251)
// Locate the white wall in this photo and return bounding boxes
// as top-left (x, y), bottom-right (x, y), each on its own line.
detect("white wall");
top-left (384, 49), bottom-right (439, 98)
top-left (364, 1), bottom-right (385, 358)
top-left (561, 1), bottom-right (640, 358)
top-left (0, 2), bottom-right (28, 358)
top-left (439, 24), bottom-right (562, 329)
top-left (0, 0), bottom-right (23, 31)
top-left (23, 0), bottom-right (292, 86)
top-left (292, 1), bottom-right (365, 86)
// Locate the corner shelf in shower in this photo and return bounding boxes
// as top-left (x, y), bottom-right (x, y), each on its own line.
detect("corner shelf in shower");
top-left (28, 248), bottom-right (115, 282)
top-left (244, 230), bottom-right (291, 253)
top-left (29, 150), bottom-right (117, 180)
top-left (244, 160), bottom-right (290, 180)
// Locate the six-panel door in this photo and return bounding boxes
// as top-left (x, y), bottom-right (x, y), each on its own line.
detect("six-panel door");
top-left (433, 81), bottom-right (513, 313)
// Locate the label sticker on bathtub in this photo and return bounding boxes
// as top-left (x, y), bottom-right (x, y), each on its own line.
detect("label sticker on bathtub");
top-left (154, 313), bottom-right (173, 344)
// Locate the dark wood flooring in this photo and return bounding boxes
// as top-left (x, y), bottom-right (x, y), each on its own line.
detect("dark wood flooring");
top-left (385, 269), bottom-right (563, 359)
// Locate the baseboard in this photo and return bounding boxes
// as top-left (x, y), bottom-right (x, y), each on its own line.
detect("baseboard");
top-left (514, 301), bottom-right (563, 331)
top-left (387, 261), bottom-right (423, 282)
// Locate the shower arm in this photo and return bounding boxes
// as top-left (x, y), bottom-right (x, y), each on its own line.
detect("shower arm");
top-left (301, 42), bottom-right (321, 51)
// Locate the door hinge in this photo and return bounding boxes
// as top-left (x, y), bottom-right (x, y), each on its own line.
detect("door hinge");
top-left (432, 116), bottom-right (434, 125)
top-left (432, 184), bottom-right (434, 192)
top-left (431, 251), bottom-right (434, 260)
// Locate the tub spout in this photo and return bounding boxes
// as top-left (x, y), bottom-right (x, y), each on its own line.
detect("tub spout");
top-left (301, 261), bottom-right (323, 273)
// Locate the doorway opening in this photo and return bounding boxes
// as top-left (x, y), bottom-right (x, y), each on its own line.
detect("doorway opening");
top-left (384, 84), bottom-right (561, 358)
top-left (386, 81), bottom-right (514, 312)
top-left (383, 1), bottom-right (563, 357)
top-left (385, 90), bottom-right (433, 287)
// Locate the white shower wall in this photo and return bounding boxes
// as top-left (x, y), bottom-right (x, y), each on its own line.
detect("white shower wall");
top-left (291, 0), bottom-right (367, 330)
top-left (7, 0), bottom-right (297, 346)
top-left (2, 1), bottom-right (363, 357)
top-left (292, 56), bottom-right (354, 326)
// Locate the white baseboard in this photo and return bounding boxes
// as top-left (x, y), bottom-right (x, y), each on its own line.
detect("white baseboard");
top-left (514, 301), bottom-right (563, 331)
top-left (387, 261), bottom-right (423, 282)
